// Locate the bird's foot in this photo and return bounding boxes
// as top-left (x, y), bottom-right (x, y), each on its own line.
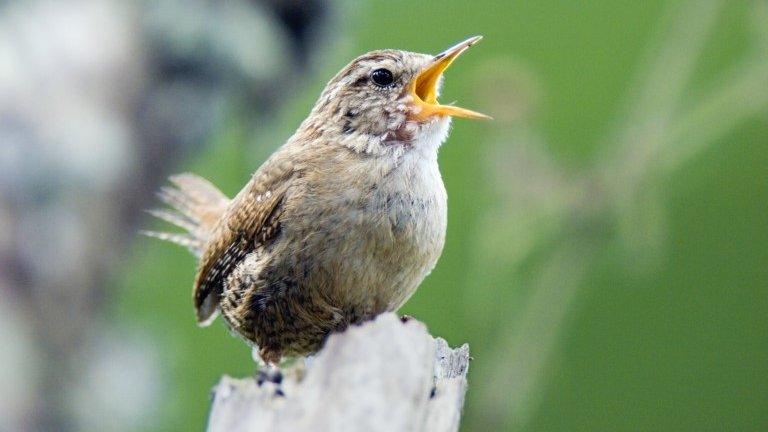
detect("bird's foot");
top-left (253, 363), bottom-right (286, 397)
top-left (255, 363), bottom-right (283, 386)
top-left (251, 346), bottom-right (286, 396)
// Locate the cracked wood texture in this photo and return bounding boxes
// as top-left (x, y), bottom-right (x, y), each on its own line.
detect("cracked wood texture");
top-left (207, 313), bottom-right (470, 432)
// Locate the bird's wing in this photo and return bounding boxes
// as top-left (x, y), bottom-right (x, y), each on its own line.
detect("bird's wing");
top-left (192, 160), bottom-right (294, 325)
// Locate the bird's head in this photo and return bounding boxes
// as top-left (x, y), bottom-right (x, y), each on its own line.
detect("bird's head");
top-left (303, 36), bottom-right (489, 156)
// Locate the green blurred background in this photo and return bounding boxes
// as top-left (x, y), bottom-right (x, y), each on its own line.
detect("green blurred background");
top-left (118, 1), bottom-right (767, 431)
top-left (62, 0), bottom-right (768, 430)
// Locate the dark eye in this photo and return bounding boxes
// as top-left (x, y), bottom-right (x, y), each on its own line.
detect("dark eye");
top-left (371, 68), bottom-right (394, 87)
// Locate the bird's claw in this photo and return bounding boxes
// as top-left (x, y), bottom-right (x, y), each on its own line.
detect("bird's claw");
top-left (254, 364), bottom-right (283, 387)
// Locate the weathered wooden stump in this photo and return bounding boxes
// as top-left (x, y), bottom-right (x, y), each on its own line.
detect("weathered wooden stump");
top-left (207, 313), bottom-right (470, 432)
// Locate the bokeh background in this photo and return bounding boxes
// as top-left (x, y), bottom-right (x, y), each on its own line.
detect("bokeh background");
top-left (1, 0), bottom-right (766, 431)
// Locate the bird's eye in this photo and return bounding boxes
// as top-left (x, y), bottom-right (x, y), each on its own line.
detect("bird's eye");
top-left (371, 68), bottom-right (394, 87)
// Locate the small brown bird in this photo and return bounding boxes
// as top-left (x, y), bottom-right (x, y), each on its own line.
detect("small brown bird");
top-left (146, 36), bottom-right (489, 364)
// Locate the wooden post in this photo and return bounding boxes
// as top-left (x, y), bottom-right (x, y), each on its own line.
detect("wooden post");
top-left (207, 313), bottom-right (470, 432)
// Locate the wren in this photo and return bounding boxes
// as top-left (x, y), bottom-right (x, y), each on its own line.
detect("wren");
top-left (145, 36), bottom-right (489, 364)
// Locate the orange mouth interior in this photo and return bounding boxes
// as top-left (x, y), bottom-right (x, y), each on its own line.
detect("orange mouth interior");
top-left (409, 36), bottom-right (491, 121)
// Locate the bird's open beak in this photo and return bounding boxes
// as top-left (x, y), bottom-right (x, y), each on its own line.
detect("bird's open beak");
top-left (409, 35), bottom-right (491, 121)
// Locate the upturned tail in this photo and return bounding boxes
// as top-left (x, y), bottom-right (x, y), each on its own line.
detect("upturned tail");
top-left (142, 173), bottom-right (230, 257)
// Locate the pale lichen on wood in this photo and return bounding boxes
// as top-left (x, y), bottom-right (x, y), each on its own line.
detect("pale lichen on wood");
top-left (207, 313), bottom-right (470, 432)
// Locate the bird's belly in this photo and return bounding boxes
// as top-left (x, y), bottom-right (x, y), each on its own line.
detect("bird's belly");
top-left (333, 191), bottom-right (446, 314)
top-left (291, 164), bottom-right (447, 318)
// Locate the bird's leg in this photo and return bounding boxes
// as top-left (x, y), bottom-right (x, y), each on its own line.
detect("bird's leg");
top-left (255, 364), bottom-right (283, 386)
top-left (250, 346), bottom-right (267, 368)
top-left (259, 346), bottom-right (282, 366)
top-left (252, 346), bottom-right (284, 394)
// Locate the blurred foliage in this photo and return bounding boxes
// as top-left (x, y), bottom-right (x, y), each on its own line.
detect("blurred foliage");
top-left (116, 0), bottom-right (767, 431)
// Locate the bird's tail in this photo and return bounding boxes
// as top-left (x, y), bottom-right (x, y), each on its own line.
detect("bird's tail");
top-left (142, 173), bottom-right (230, 257)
